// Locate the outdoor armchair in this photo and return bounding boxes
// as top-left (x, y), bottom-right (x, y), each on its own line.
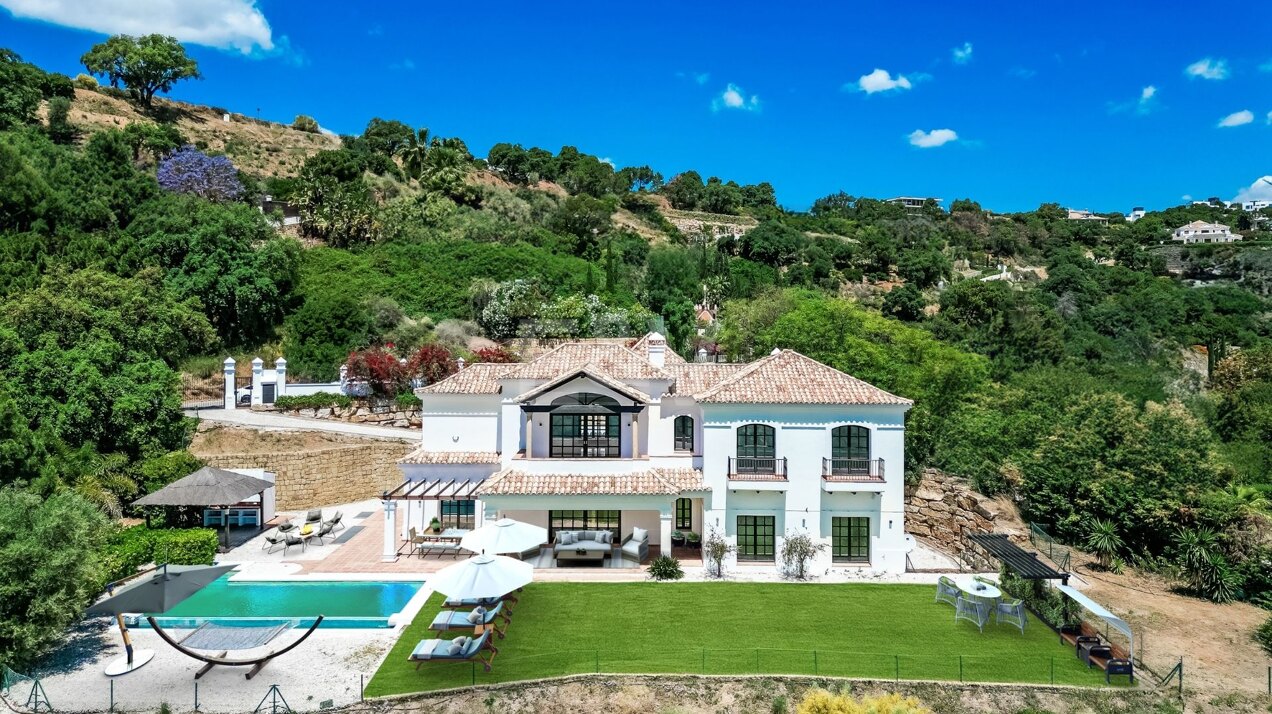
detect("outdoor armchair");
top-left (282, 532), bottom-right (306, 555)
top-left (934, 576), bottom-right (959, 607)
top-left (324, 511), bottom-right (344, 532)
top-left (408, 631), bottom-right (498, 672)
top-left (262, 531), bottom-right (286, 553)
top-left (304, 509), bottom-right (323, 524)
top-left (995, 598), bottom-right (1026, 634)
top-left (620, 528), bottom-right (649, 564)
top-left (428, 603), bottom-right (508, 639)
top-left (309, 521), bottom-right (335, 546)
top-left (954, 595), bottom-right (991, 632)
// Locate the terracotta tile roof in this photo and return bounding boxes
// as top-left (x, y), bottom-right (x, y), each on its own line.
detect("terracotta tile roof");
top-left (630, 333), bottom-right (686, 364)
top-left (663, 363), bottom-right (748, 396)
top-left (502, 342), bottom-right (672, 381)
top-left (476, 467), bottom-right (704, 496)
top-left (399, 448), bottom-right (502, 465)
top-left (695, 350), bottom-right (912, 405)
top-left (513, 364), bottom-right (652, 403)
top-left (416, 364), bottom-right (510, 396)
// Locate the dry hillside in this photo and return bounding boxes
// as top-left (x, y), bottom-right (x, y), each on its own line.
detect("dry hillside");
top-left (59, 87), bottom-right (339, 176)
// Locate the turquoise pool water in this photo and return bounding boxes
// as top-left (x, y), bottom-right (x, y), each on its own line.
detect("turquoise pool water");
top-left (145, 576), bottom-right (424, 628)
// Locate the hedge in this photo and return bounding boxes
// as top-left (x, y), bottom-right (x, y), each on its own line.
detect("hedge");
top-left (100, 526), bottom-right (219, 586)
top-left (274, 392), bottom-right (353, 410)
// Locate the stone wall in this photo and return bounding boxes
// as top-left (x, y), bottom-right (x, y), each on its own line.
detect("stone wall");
top-left (904, 468), bottom-right (1018, 569)
top-left (270, 399), bottom-right (422, 428)
top-left (199, 441), bottom-right (413, 510)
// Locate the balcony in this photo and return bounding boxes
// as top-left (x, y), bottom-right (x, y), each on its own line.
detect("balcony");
top-left (822, 457), bottom-right (885, 483)
top-left (728, 456), bottom-right (787, 481)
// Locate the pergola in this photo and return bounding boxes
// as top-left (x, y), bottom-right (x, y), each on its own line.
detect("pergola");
top-left (383, 479), bottom-right (483, 502)
top-left (133, 466), bottom-right (273, 544)
top-left (966, 533), bottom-right (1069, 584)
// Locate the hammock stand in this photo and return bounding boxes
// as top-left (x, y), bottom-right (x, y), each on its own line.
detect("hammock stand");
top-left (145, 616), bottom-right (324, 680)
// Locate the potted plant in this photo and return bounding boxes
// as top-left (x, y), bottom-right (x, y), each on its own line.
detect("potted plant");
top-left (429, 517), bottom-right (442, 534)
top-left (686, 531), bottom-right (701, 550)
top-left (670, 530), bottom-right (686, 547)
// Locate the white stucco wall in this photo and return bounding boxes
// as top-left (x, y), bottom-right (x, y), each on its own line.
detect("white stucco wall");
top-left (420, 394), bottom-right (501, 453)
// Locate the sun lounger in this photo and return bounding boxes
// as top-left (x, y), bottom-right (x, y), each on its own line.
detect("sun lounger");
top-left (429, 603), bottom-right (508, 639)
top-left (441, 595), bottom-right (517, 615)
top-left (408, 631), bottom-right (497, 671)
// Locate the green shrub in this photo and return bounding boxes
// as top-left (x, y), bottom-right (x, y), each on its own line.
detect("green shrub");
top-left (647, 555), bottom-right (684, 581)
top-left (99, 525), bottom-right (218, 586)
top-left (151, 528), bottom-right (218, 566)
top-left (1255, 615), bottom-right (1272, 656)
top-left (394, 391), bottom-right (422, 409)
top-left (292, 114), bottom-right (320, 133)
top-left (274, 392), bottom-right (353, 410)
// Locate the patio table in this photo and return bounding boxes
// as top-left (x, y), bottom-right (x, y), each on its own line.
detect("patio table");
top-left (419, 528), bottom-right (470, 543)
top-left (953, 576), bottom-right (1001, 600)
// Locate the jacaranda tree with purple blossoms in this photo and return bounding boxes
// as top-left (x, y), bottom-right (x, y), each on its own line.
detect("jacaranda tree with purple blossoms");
top-left (157, 145), bottom-right (243, 202)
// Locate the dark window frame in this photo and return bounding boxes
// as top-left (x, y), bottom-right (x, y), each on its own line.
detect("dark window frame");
top-left (549, 412), bottom-right (620, 458)
top-left (674, 415), bottom-right (694, 453)
top-left (831, 425), bottom-right (870, 460)
top-left (736, 515), bottom-right (776, 562)
top-left (736, 424), bottom-right (776, 458)
top-left (548, 510), bottom-right (621, 542)
top-left (832, 516), bottom-right (870, 563)
top-left (439, 499), bottom-right (476, 530)
top-left (675, 498), bottom-right (692, 530)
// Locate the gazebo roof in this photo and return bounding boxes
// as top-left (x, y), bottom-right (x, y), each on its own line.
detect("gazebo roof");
top-left (132, 467), bottom-right (272, 507)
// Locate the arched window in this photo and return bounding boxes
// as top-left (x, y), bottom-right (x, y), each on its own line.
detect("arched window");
top-left (674, 415), bottom-right (694, 452)
top-left (831, 425), bottom-right (870, 462)
top-left (550, 392), bottom-right (620, 457)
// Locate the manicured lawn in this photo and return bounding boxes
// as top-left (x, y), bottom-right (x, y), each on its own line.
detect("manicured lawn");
top-left (365, 582), bottom-right (1112, 696)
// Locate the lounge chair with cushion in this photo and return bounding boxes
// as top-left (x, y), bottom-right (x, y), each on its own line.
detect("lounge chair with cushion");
top-left (324, 511), bottom-right (344, 533)
top-left (934, 576), bottom-right (959, 607)
top-left (428, 603), bottom-right (509, 639)
top-left (309, 521), bottom-right (335, 546)
top-left (282, 532), bottom-right (306, 555)
top-left (441, 595), bottom-right (516, 615)
top-left (304, 509), bottom-right (323, 525)
top-left (262, 531), bottom-right (286, 553)
top-left (408, 631), bottom-right (498, 671)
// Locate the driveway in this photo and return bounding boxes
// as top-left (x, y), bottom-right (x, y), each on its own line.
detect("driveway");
top-left (187, 408), bottom-right (419, 442)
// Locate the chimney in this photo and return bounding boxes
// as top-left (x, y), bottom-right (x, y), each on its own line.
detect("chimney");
top-left (646, 332), bottom-right (666, 368)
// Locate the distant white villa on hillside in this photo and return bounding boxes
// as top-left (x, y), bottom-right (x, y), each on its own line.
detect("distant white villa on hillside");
top-left (1066, 209), bottom-right (1108, 224)
top-left (1171, 220), bottom-right (1238, 244)
top-left (385, 333), bottom-right (913, 574)
top-left (1126, 207), bottom-right (1146, 223)
top-left (886, 196), bottom-right (942, 211)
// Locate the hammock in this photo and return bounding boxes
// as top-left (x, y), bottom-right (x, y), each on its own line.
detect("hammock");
top-left (147, 616), bottom-right (323, 680)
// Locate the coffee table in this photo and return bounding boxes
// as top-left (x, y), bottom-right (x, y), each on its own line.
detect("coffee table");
top-left (555, 548), bottom-right (608, 565)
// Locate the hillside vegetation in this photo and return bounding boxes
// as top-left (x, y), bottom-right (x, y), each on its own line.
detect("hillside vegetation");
top-left (0, 41), bottom-right (1270, 671)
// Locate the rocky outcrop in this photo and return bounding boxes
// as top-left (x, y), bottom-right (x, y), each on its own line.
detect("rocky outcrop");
top-left (905, 468), bottom-right (1021, 569)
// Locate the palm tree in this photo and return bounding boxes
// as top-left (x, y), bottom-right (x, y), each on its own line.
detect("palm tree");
top-left (397, 127), bottom-right (430, 180)
top-left (1085, 519), bottom-right (1123, 570)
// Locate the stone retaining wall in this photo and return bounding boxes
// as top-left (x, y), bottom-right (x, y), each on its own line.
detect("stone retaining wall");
top-left (198, 441), bottom-right (413, 510)
top-left (904, 468), bottom-right (1011, 569)
top-left (270, 399), bottom-right (422, 428)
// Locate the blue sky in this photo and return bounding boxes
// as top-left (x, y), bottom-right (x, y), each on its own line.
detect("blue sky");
top-left (2, 0), bottom-right (1270, 212)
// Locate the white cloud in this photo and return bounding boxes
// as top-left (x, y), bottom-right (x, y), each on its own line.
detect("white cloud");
top-left (694, 72), bottom-right (710, 85)
top-left (1267, 110), bottom-right (1272, 125)
top-left (1217, 109), bottom-right (1254, 127)
top-left (599, 157), bottom-right (616, 168)
top-left (951, 42), bottom-right (973, 65)
top-left (1140, 85), bottom-right (1156, 101)
top-left (1233, 176), bottom-right (1272, 203)
top-left (907, 128), bottom-right (958, 148)
top-left (1008, 66), bottom-right (1036, 79)
top-left (1185, 57), bottom-right (1229, 80)
top-left (854, 68), bottom-right (913, 94)
top-left (712, 83), bottom-right (760, 112)
top-left (0, 0), bottom-right (276, 54)
top-left (1181, 194), bottom-right (1193, 202)
top-left (1136, 85), bottom-right (1157, 114)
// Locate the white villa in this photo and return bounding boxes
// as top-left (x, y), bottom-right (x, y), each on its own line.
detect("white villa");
top-left (385, 333), bottom-right (914, 574)
top-left (1171, 220), bottom-right (1238, 244)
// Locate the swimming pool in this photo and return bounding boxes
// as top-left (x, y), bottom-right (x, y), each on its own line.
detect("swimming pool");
top-left (143, 576), bottom-right (426, 629)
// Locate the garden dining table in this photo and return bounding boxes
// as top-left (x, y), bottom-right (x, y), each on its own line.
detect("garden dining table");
top-left (952, 576), bottom-right (1001, 600)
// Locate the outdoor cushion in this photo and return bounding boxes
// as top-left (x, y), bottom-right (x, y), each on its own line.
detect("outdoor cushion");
top-left (447, 642), bottom-right (462, 655)
top-left (631, 527), bottom-right (648, 542)
top-left (466, 607), bottom-right (486, 624)
top-left (559, 532), bottom-right (575, 545)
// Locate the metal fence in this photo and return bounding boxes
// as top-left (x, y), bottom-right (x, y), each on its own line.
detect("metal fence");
top-left (1027, 522), bottom-right (1072, 572)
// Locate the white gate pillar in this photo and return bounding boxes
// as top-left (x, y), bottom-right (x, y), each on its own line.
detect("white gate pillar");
top-left (382, 500), bottom-right (399, 562)
top-left (659, 506), bottom-right (674, 558)
top-left (222, 357), bottom-right (236, 410)
top-left (250, 358), bottom-right (264, 407)
top-left (274, 357), bottom-right (288, 398)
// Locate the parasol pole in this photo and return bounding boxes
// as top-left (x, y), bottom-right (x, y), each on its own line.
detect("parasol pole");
top-left (115, 614), bottom-right (134, 666)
